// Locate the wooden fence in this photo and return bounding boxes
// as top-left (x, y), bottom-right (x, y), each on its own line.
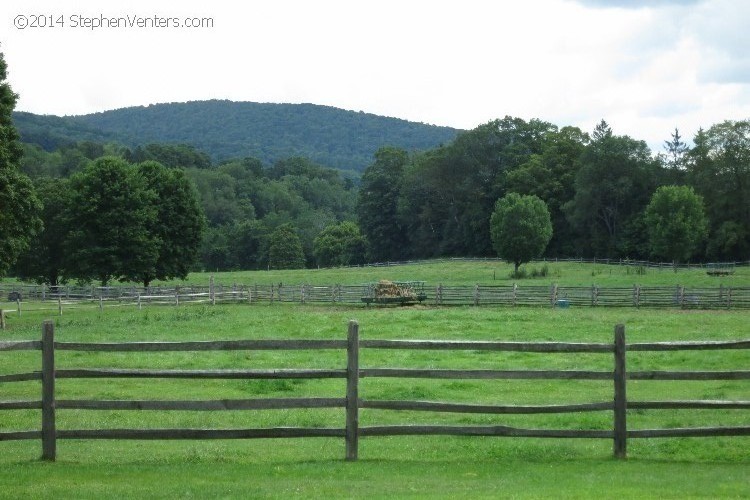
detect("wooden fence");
top-left (2, 282), bottom-right (750, 313)
top-left (1, 322), bottom-right (749, 461)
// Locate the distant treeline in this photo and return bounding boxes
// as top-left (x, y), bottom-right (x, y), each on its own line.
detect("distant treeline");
top-left (12, 116), bottom-right (750, 280)
top-left (357, 118), bottom-right (750, 264)
top-left (12, 100), bottom-right (459, 171)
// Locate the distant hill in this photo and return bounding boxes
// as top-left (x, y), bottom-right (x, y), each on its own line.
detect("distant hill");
top-left (13, 100), bottom-right (460, 171)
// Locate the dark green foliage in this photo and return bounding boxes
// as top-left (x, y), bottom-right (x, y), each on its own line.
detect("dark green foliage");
top-left (399, 117), bottom-right (557, 258)
top-left (565, 120), bottom-right (660, 257)
top-left (65, 157), bottom-right (160, 285)
top-left (357, 147), bottom-right (410, 261)
top-left (231, 220), bottom-right (270, 270)
top-left (13, 100), bottom-right (459, 171)
top-left (199, 225), bottom-right (234, 272)
top-left (268, 224), bottom-right (305, 270)
top-left (136, 161), bottom-right (206, 287)
top-left (313, 221), bottom-right (367, 267)
top-left (490, 193), bottom-right (553, 274)
top-left (12, 177), bottom-right (72, 285)
top-left (644, 185), bottom-right (708, 263)
top-left (0, 51), bottom-right (41, 276)
top-left (12, 111), bottom-right (117, 151)
top-left (127, 144), bottom-right (212, 169)
top-left (687, 121), bottom-right (750, 260)
top-left (505, 126), bottom-right (587, 256)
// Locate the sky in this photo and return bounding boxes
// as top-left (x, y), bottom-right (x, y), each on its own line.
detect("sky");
top-left (1, 0), bottom-right (748, 152)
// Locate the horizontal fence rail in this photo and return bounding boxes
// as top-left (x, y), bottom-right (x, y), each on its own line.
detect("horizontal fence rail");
top-left (2, 283), bottom-right (750, 314)
top-left (0, 322), bottom-right (748, 461)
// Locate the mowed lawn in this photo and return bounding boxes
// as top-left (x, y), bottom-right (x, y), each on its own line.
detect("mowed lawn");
top-left (0, 300), bottom-right (748, 498)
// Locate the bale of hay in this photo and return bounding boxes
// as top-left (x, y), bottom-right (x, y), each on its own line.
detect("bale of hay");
top-left (375, 280), bottom-right (416, 300)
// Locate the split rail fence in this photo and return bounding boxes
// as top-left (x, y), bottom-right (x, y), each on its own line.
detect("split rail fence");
top-left (2, 282), bottom-right (750, 315)
top-left (1, 321), bottom-right (749, 461)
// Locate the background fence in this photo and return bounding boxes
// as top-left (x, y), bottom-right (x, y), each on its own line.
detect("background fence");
top-left (2, 282), bottom-right (750, 313)
top-left (1, 321), bottom-right (749, 461)
top-left (342, 257), bottom-right (750, 270)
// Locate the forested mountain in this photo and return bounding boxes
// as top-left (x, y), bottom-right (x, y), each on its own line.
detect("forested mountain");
top-left (12, 100), bottom-right (459, 171)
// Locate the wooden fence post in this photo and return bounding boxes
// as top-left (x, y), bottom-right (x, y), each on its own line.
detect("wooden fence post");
top-left (473, 285), bottom-right (480, 306)
top-left (0, 309), bottom-right (5, 330)
top-left (346, 320), bottom-right (360, 461)
top-left (551, 285), bottom-right (558, 308)
top-left (41, 320), bottom-right (56, 461)
top-left (613, 324), bottom-right (627, 459)
top-left (58, 295), bottom-right (62, 316)
top-left (210, 275), bottom-right (215, 306)
top-left (16, 299), bottom-right (21, 317)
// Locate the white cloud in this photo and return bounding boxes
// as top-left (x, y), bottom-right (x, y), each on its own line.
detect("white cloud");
top-left (0, 0), bottom-right (748, 154)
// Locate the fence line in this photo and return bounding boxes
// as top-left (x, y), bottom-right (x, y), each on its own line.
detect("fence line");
top-left (1, 322), bottom-right (748, 461)
top-left (2, 282), bottom-right (750, 311)
top-left (338, 257), bottom-right (750, 270)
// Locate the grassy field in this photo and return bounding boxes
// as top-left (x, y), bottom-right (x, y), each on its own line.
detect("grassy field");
top-left (164, 259), bottom-right (750, 288)
top-left (1, 301), bottom-right (748, 498)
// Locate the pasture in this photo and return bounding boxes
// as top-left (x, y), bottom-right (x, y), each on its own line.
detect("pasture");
top-left (169, 259), bottom-right (750, 289)
top-left (0, 297), bottom-right (748, 498)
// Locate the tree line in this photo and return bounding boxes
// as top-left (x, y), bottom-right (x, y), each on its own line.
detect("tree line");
top-left (358, 119), bottom-right (749, 265)
top-left (2, 50), bottom-right (748, 286)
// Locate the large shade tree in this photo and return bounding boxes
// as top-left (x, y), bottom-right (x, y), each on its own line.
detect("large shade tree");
top-left (490, 193), bottom-right (552, 275)
top-left (136, 161), bottom-right (205, 287)
top-left (0, 50), bottom-right (41, 275)
top-left (65, 157), bottom-right (160, 285)
top-left (644, 185), bottom-right (708, 264)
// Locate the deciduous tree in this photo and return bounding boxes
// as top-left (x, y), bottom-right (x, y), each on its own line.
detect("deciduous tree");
top-left (313, 221), bottom-right (367, 267)
top-left (357, 147), bottom-right (409, 262)
top-left (268, 223), bottom-right (305, 269)
top-left (65, 157), bottom-right (160, 285)
top-left (0, 50), bottom-right (41, 275)
top-left (12, 178), bottom-right (72, 285)
top-left (490, 193), bottom-right (552, 275)
top-left (644, 185), bottom-right (708, 264)
top-left (136, 161), bottom-right (205, 287)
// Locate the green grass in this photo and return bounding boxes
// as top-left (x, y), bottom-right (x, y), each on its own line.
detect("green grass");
top-left (1, 303), bottom-right (749, 498)
top-left (165, 259), bottom-right (750, 288)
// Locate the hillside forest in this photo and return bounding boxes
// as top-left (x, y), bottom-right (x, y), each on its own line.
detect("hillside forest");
top-left (2, 53), bottom-right (749, 286)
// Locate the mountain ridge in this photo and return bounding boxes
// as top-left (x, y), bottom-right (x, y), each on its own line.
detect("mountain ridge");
top-left (13, 100), bottom-right (461, 171)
